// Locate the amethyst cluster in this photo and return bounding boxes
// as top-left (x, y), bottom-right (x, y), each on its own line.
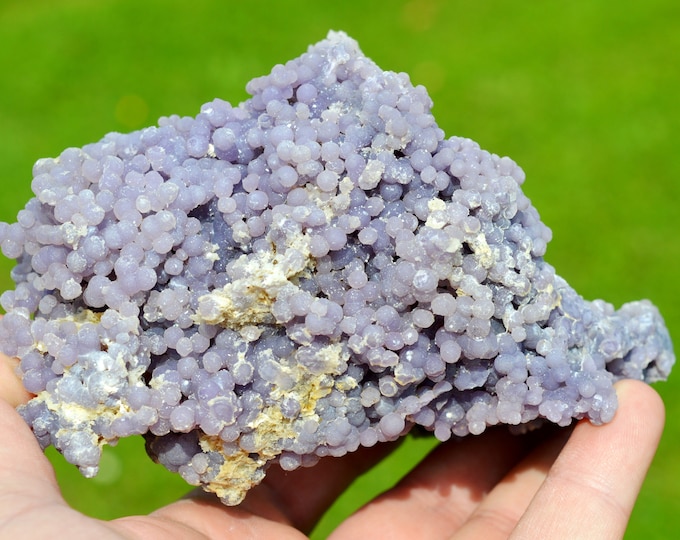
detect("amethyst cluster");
top-left (0, 32), bottom-right (673, 505)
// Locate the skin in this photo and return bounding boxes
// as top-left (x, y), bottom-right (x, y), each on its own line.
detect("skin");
top-left (0, 351), bottom-right (664, 539)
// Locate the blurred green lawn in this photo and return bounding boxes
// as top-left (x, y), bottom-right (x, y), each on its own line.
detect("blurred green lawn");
top-left (0, 0), bottom-right (678, 537)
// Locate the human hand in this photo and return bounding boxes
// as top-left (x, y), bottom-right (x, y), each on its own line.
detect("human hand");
top-left (0, 351), bottom-right (664, 539)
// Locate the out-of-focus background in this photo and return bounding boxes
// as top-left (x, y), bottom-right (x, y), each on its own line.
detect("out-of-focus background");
top-left (0, 1), bottom-right (678, 537)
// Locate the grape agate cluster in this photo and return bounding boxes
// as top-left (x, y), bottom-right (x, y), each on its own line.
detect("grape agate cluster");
top-left (0, 32), bottom-right (673, 505)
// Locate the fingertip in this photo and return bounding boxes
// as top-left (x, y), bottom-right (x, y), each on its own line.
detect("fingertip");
top-left (613, 378), bottom-right (666, 436)
top-left (0, 398), bottom-right (58, 490)
top-left (0, 352), bottom-right (32, 408)
top-left (510, 379), bottom-right (667, 539)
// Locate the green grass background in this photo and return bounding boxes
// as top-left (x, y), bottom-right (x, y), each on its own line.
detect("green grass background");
top-left (0, 0), bottom-right (678, 537)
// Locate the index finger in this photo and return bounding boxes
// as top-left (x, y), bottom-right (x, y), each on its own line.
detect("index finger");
top-left (509, 379), bottom-right (665, 539)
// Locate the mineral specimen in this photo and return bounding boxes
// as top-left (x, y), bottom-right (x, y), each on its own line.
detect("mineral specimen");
top-left (0, 31), bottom-right (673, 505)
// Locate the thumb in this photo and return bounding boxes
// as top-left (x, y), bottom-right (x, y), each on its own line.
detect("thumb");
top-left (0, 352), bottom-right (33, 407)
top-left (0, 395), bottom-right (66, 525)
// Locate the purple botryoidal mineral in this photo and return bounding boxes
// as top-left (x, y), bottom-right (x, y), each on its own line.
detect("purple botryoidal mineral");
top-left (0, 31), bottom-right (674, 505)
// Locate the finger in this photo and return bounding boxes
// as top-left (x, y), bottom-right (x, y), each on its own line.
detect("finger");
top-left (118, 496), bottom-right (310, 540)
top-left (0, 384), bottom-right (119, 540)
top-left (0, 351), bottom-right (32, 407)
top-left (0, 396), bottom-right (290, 540)
top-left (243, 440), bottom-right (399, 533)
top-left (329, 426), bottom-right (547, 539)
top-left (0, 399), bottom-right (65, 521)
top-left (0, 335), bottom-right (394, 534)
top-left (0, 398), bottom-right (61, 500)
top-left (450, 428), bottom-right (571, 540)
top-left (174, 440), bottom-right (399, 535)
top-left (510, 379), bottom-right (665, 539)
